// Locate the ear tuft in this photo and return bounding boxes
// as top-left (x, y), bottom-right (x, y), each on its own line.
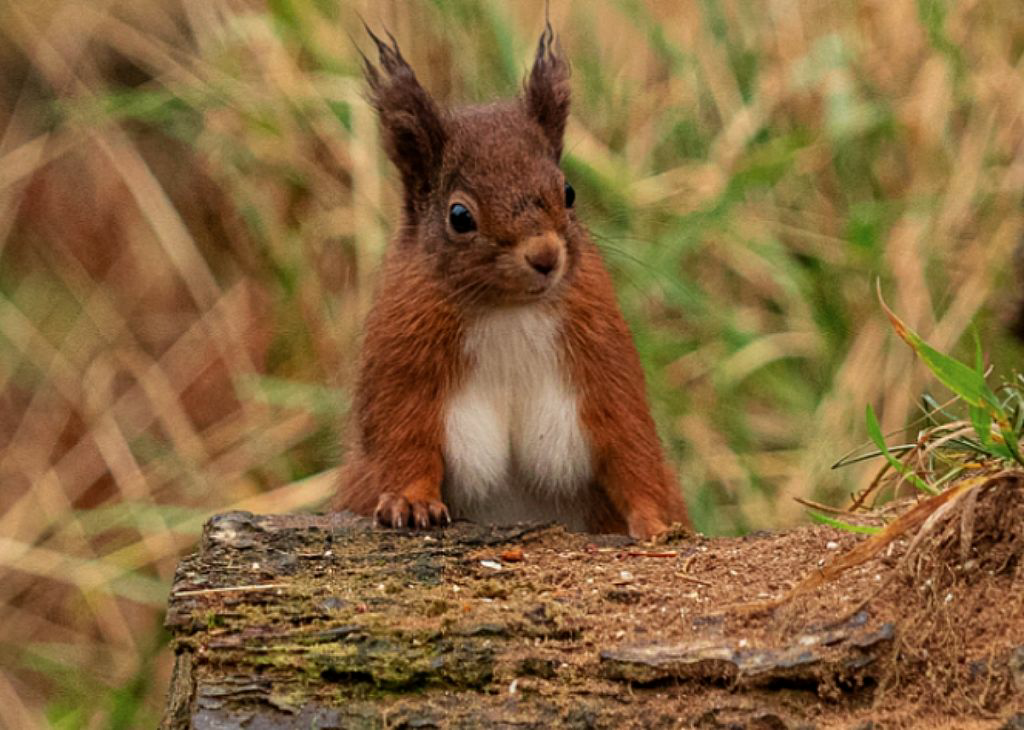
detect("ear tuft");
top-left (361, 26), bottom-right (447, 208)
top-left (524, 22), bottom-right (571, 160)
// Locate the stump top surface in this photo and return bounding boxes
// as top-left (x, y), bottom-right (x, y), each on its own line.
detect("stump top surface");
top-left (162, 511), bottom-right (1019, 729)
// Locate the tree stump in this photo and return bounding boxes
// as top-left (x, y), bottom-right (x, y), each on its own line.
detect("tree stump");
top-left (161, 510), bottom-right (1022, 729)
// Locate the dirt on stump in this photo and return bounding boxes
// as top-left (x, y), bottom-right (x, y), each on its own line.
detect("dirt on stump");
top-left (162, 473), bottom-right (1024, 729)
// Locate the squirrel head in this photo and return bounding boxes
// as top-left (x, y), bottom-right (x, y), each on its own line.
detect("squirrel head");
top-left (363, 25), bottom-right (581, 308)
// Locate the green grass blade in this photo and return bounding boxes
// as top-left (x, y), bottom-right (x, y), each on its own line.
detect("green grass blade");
top-left (997, 423), bottom-right (1024, 465)
top-left (807, 510), bottom-right (882, 535)
top-left (831, 442), bottom-right (915, 469)
top-left (968, 404), bottom-right (993, 450)
top-left (865, 404), bottom-right (938, 494)
top-left (972, 325), bottom-right (984, 374)
top-left (877, 283), bottom-right (998, 410)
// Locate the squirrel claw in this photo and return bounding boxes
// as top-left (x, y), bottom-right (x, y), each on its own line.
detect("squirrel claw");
top-left (428, 501), bottom-right (451, 526)
top-left (374, 493), bottom-right (450, 529)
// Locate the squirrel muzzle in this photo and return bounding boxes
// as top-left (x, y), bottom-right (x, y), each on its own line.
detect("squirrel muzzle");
top-left (520, 231), bottom-right (566, 289)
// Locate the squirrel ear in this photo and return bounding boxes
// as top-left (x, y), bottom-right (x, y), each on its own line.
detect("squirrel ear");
top-left (362, 28), bottom-right (447, 202)
top-left (524, 23), bottom-right (570, 160)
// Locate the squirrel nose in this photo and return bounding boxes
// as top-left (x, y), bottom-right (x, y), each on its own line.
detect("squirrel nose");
top-left (525, 246), bottom-right (559, 276)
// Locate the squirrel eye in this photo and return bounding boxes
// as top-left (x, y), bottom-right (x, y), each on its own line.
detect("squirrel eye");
top-left (448, 203), bottom-right (476, 234)
top-left (564, 181), bottom-right (576, 209)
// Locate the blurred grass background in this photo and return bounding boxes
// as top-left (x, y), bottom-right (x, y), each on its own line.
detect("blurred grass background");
top-left (0, 0), bottom-right (1022, 725)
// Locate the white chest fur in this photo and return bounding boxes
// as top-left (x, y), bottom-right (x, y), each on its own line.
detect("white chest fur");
top-left (442, 307), bottom-right (593, 530)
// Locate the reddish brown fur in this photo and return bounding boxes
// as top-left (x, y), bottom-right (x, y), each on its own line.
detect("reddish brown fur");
top-left (562, 245), bottom-right (689, 536)
top-left (334, 25), bottom-right (689, 538)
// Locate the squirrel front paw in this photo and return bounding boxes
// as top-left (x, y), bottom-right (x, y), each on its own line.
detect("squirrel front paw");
top-left (374, 492), bottom-right (451, 529)
top-left (626, 511), bottom-right (669, 541)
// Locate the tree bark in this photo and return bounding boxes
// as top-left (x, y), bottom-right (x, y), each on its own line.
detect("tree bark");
top-left (161, 511), bottom-right (918, 729)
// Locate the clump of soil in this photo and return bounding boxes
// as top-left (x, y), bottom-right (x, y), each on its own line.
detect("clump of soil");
top-left (760, 470), bottom-right (1024, 722)
top-left (870, 473), bottom-right (1024, 714)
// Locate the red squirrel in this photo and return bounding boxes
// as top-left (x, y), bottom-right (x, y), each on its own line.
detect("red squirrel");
top-left (333, 25), bottom-right (690, 540)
